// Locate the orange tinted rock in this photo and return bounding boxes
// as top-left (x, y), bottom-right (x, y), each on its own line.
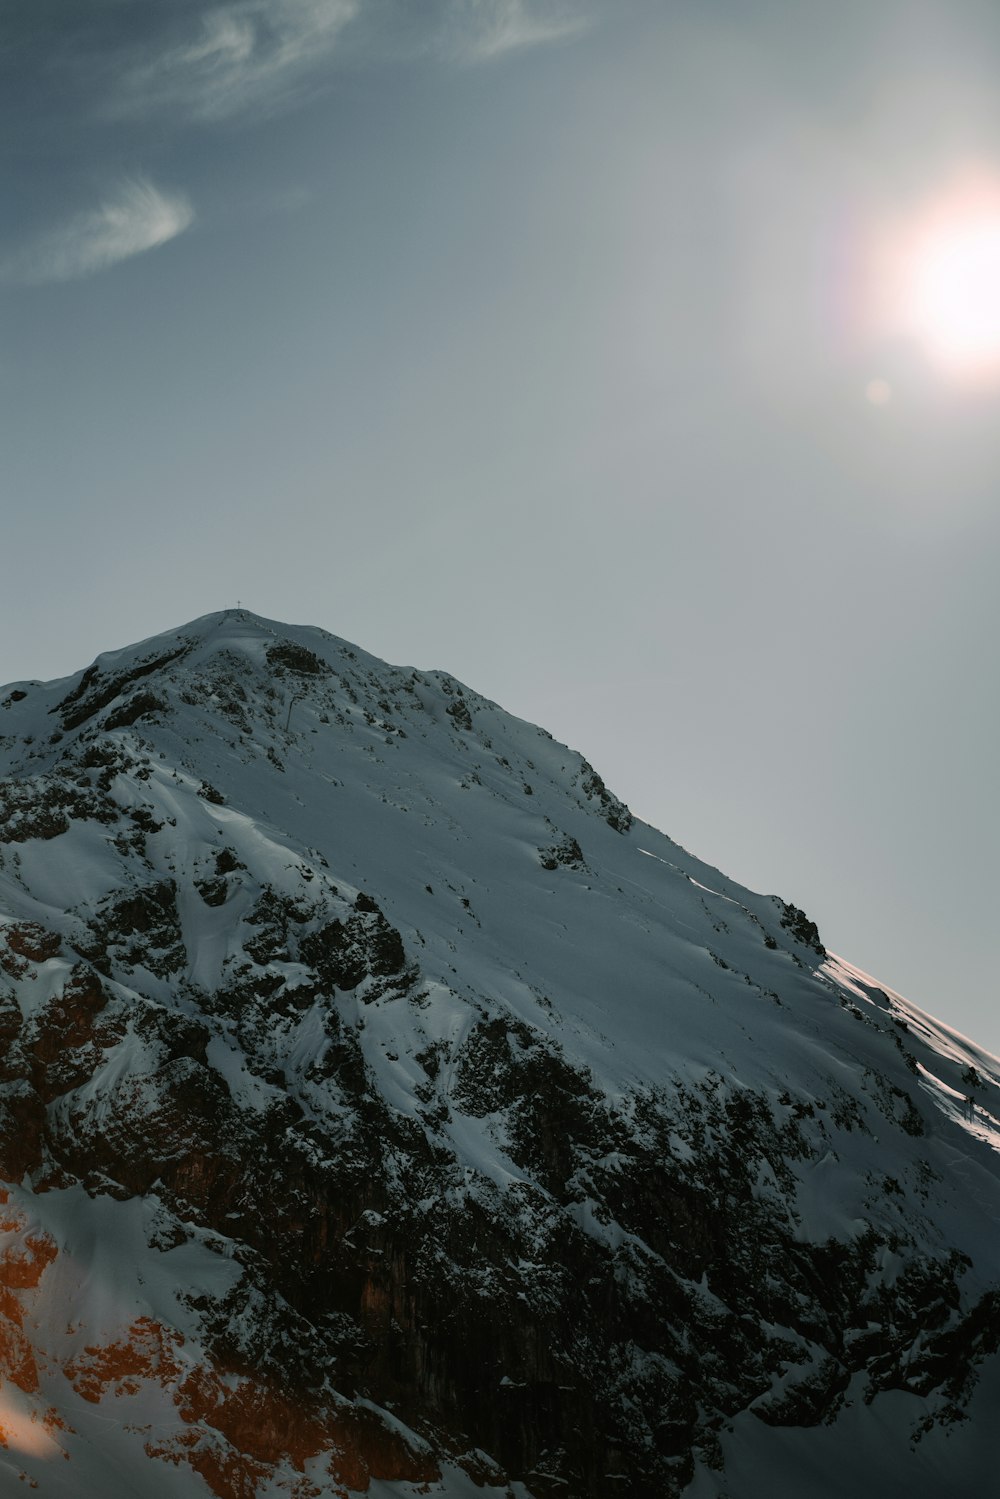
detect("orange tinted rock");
top-left (143, 1361), bottom-right (440, 1496)
top-left (9, 1246), bottom-right (439, 1495)
top-left (187, 1443), bottom-right (271, 1499)
top-left (0, 1317), bottom-right (39, 1392)
top-left (0, 1288), bottom-right (22, 1325)
top-left (42, 1407), bottom-right (72, 1436)
top-left (0, 1207), bottom-right (46, 1391)
top-left (176, 1367), bottom-right (332, 1470)
top-left (0, 1232), bottom-right (57, 1291)
top-left (322, 1402), bottom-right (439, 1490)
top-left (65, 1318), bottom-right (183, 1404)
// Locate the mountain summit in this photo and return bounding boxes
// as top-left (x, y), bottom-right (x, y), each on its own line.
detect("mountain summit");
top-left (1, 609), bottom-right (998, 1497)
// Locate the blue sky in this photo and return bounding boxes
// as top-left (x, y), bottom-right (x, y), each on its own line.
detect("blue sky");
top-left (3, 0), bottom-right (999, 1050)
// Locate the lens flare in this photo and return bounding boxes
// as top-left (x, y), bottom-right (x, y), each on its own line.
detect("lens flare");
top-left (865, 377), bottom-right (892, 405)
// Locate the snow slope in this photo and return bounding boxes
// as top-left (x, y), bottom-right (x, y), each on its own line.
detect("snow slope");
top-left (0, 609), bottom-right (998, 1497)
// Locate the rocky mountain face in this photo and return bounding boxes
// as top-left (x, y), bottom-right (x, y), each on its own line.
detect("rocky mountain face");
top-left (0, 609), bottom-right (998, 1499)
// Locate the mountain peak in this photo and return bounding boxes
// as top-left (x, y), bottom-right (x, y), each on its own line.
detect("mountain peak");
top-left (0, 614), bottom-right (998, 1497)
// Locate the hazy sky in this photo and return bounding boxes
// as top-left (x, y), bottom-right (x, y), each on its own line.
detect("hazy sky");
top-left (3, 1), bottom-right (999, 1051)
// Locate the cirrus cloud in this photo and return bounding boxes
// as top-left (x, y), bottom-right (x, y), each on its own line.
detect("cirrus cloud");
top-left (1, 179), bottom-right (194, 287)
top-left (108, 0), bottom-right (591, 123)
top-left (444, 0), bottom-right (593, 64)
top-left (112, 0), bottom-right (361, 123)
top-left (0, 1), bottom-right (594, 290)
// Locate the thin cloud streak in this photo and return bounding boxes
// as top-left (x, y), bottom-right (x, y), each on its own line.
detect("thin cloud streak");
top-left (1, 180), bottom-right (194, 286)
top-left (445, 0), bottom-right (592, 63)
top-left (113, 0), bottom-right (360, 122)
top-left (109, 0), bottom-right (590, 123)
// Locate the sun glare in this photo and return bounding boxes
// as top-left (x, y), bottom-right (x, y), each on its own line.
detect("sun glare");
top-left (889, 172), bottom-right (1000, 380)
top-left (0, 1394), bottom-right (61, 1460)
top-left (908, 217), bottom-right (1000, 369)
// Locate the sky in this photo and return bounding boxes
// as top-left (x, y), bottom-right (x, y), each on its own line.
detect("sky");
top-left (2, 0), bottom-right (999, 1052)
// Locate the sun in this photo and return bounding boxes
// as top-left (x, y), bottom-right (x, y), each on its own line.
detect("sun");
top-left (907, 215), bottom-right (1000, 370)
top-left (891, 172), bottom-right (1000, 379)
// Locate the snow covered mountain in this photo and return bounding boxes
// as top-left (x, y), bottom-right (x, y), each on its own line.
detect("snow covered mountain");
top-left (0, 608), bottom-right (998, 1498)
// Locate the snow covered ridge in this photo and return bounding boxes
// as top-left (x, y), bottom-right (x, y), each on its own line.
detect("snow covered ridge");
top-left (0, 608), bottom-right (998, 1499)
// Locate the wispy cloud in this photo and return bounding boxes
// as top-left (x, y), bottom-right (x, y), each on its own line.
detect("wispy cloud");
top-left (109, 0), bottom-right (589, 117)
top-left (114, 0), bottom-right (360, 122)
top-left (445, 0), bottom-right (593, 64)
top-left (0, 179), bottom-right (194, 286)
top-left (0, 1), bottom-right (592, 291)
